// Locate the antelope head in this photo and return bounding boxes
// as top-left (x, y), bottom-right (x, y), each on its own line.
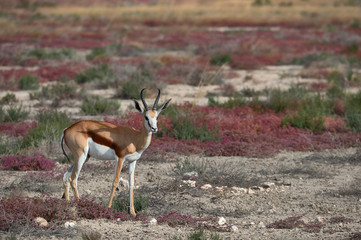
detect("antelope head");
top-left (134, 88), bottom-right (171, 133)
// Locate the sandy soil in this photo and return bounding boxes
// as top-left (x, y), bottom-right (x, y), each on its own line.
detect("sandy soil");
top-left (1, 65), bottom-right (361, 239)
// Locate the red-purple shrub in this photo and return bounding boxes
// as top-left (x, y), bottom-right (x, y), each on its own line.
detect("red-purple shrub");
top-left (0, 121), bottom-right (36, 137)
top-left (0, 195), bottom-right (74, 230)
top-left (75, 195), bottom-right (130, 221)
top-left (106, 105), bottom-right (361, 158)
top-left (0, 194), bottom-right (133, 231)
top-left (0, 153), bottom-right (56, 171)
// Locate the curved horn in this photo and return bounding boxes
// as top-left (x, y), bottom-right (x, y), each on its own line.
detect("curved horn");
top-left (140, 88), bottom-right (149, 111)
top-left (152, 88), bottom-right (161, 110)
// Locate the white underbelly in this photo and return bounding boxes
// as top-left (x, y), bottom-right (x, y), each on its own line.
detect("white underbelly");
top-left (87, 138), bottom-right (116, 160)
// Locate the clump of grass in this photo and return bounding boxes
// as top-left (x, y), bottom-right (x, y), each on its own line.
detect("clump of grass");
top-left (30, 81), bottom-right (79, 101)
top-left (86, 43), bottom-right (122, 61)
top-left (18, 74), bottom-right (40, 90)
top-left (208, 96), bottom-right (246, 109)
top-left (82, 231), bottom-right (102, 240)
top-left (21, 110), bottom-right (70, 148)
top-left (345, 90), bottom-right (361, 132)
top-left (0, 105), bottom-right (29, 123)
top-left (210, 53), bottom-right (232, 66)
top-left (112, 194), bottom-right (148, 214)
top-left (81, 96), bottom-right (120, 115)
top-left (0, 93), bottom-right (17, 105)
top-left (187, 229), bottom-right (223, 240)
top-left (75, 64), bottom-right (114, 84)
top-left (119, 65), bottom-right (155, 99)
top-left (27, 47), bottom-right (74, 60)
top-left (159, 105), bottom-right (219, 142)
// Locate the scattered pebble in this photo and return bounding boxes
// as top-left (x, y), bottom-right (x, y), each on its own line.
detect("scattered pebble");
top-left (147, 171), bottom-right (158, 182)
top-left (181, 180), bottom-right (196, 187)
top-left (248, 188), bottom-right (255, 194)
top-left (201, 184), bottom-right (212, 190)
top-left (118, 178), bottom-right (129, 189)
top-left (217, 217), bottom-right (226, 226)
top-left (149, 218), bottom-right (157, 225)
top-left (34, 217), bottom-right (48, 228)
top-left (231, 225), bottom-right (239, 233)
top-left (258, 221), bottom-right (266, 228)
top-left (64, 221), bottom-right (76, 228)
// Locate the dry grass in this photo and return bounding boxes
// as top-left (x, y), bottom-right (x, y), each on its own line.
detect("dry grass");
top-left (37, 0), bottom-right (361, 25)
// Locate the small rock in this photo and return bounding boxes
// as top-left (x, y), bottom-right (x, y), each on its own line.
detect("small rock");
top-left (34, 217), bottom-right (48, 228)
top-left (231, 225), bottom-right (239, 233)
top-left (118, 178), bottom-right (129, 189)
top-left (215, 186), bottom-right (226, 192)
top-left (181, 180), bottom-right (196, 187)
top-left (149, 218), bottom-right (157, 225)
top-left (64, 221), bottom-right (76, 228)
top-left (258, 221), bottom-right (266, 228)
top-left (183, 171), bottom-right (198, 179)
top-left (218, 217), bottom-right (226, 226)
top-left (316, 216), bottom-right (325, 223)
top-left (201, 184), bottom-right (212, 190)
top-left (248, 188), bottom-right (255, 194)
top-left (261, 182), bottom-right (275, 188)
top-left (85, 190), bottom-right (92, 194)
top-left (231, 187), bottom-right (247, 195)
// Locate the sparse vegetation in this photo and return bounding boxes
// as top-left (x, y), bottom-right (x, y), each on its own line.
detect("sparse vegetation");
top-left (112, 194), bottom-right (148, 214)
top-left (75, 64), bottom-right (114, 84)
top-left (27, 47), bottom-right (74, 60)
top-left (81, 96), bottom-right (120, 115)
top-left (18, 74), bottom-right (40, 90)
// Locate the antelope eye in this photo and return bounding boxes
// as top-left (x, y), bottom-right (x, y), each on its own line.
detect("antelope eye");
top-left (145, 116), bottom-right (149, 121)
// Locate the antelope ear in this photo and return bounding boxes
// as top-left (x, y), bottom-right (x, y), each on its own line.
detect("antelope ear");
top-left (157, 99), bottom-right (172, 113)
top-left (134, 100), bottom-right (143, 113)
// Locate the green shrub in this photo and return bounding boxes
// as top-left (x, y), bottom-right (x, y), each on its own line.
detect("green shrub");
top-left (119, 65), bottom-right (154, 99)
top-left (345, 90), bottom-right (361, 131)
top-left (18, 74), bottom-right (40, 90)
top-left (210, 53), bottom-right (232, 66)
top-left (264, 86), bottom-right (309, 112)
top-left (187, 229), bottom-right (223, 240)
top-left (112, 194), bottom-right (148, 214)
top-left (86, 43), bottom-right (122, 61)
top-left (350, 19), bottom-right (360, 28)
top-left (0, 105), bottom-right (29, 123)
top-left (81, 96), bottom-right (120, 115)
top-left (75, 64), bottom-right (114, 84)
top-left (30, 82), bottom-right (78, 100)
top-left (21, 110), bottom-right (70, 148)
top-left (173, 157), bottom-right (208, 176)
top-left (0, 93), bottom-right (17, 105)
top-left (86, 47), bottom-right (107, 61)
top-left (208, 96), bottom-right (246, 108)
top-left (27, 47), bottom-right (74, 60)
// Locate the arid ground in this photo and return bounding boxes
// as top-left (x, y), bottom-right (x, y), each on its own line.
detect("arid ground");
top-left (1, 0), bottom-right (361, 239)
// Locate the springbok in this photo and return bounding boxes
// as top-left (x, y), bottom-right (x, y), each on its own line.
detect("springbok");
top-left (61, 88), bottom-right (171, 217)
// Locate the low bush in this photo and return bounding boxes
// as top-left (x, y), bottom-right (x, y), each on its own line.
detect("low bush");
top-left (86, 43), bottom-right (122, 61)
top-left (0, 105), bottom-right (29, 123)
top-left (0, 93), bottom-right (17, 105)
top-left (112, 194), bottom-right (148, 214)
top-left (0, 153), bottom-right (56, 171)
top-left (0, 121), bottom-right (37, 137)
top-left (208, 96), bottom-right (246, 109)
top-left (119, 65), bottom-right (155, 99)
top-left (210, 53), bottom-right (232, 66)
top-left (0, 194), bottom-right (130, 231)
top-left (30, 81), bottom-right (79, 102)
top-left (345, 90), bottom-right (361, 131)
top-left (74, 64), bottom-right (114, 84)
top-left (18, 74), bottom-right (40, 90)
top-left (21, 110), bottom-right (71, 148)
top-left (27, 47), bottom-right (74, 60)
top-left (81, 96), bottom-right (120, 115)
top-left (159, 106), bottom-right (219, 142)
